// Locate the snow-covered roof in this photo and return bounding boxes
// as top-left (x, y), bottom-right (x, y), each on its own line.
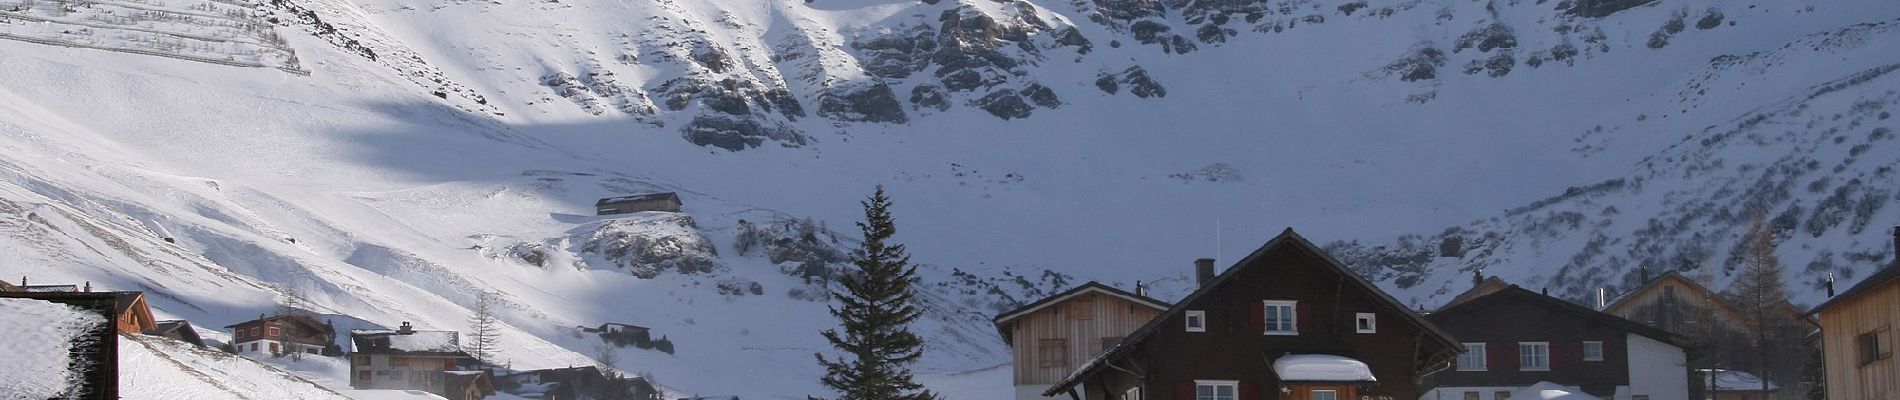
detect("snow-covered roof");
top-left (1698, 369), bottom-right (1779, 391)
top-left (351, 329), bottom-right (462, 354)
top-left (1271, 354), bottom-right (1376, 383)
top-left (444, 370), bottom-right (486, 376)
top-left (0, 297), bottom-right (107, 398)
top-left (1508, 382), bottom-right (1601, 400)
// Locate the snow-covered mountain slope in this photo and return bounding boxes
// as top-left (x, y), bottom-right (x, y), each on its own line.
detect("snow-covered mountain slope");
top-left (0, 0), bottom-right (1896, 397)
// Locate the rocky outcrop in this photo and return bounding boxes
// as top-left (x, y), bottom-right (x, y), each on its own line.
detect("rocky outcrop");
top-left (1384, 44), bottom-right (1447, 82)
top-left (575, 213), bottom-right (721, 279)
top-left (817, 82), bottom-right (908, 124)
top-left (540, 70), bottom-right (660, 122)
top-left (975, 89), bottom-right (1034, 120)
top-left (1096, 66), bottom-right (1166, 98)
top-left (852, 24), bottom-right (938, 79)
top-left (680, 116), bottom-right (805, 151)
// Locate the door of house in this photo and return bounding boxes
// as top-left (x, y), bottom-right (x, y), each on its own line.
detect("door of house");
top-left (1286, 385), bottom-right (1355, 400)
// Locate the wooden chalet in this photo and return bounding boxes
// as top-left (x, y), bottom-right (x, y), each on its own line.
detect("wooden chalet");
top-left (226, 314), bottom-right (336, 356)
top-left (1424, 284), bottom-right (1688, 400)
top-left (994, 281), bottom-right (1171, 400)
top-left (1805, 227), bottom-right (1900, 400)
top-left (1694, 369), bottom-right (1777, 400)
top-left (1046, 229), bottom-right (1461, 400)
top-left (0, 291), bottom-right (122, 399)
top-left (1436, 276), bottom-right (1510, 311)
top-left (153, 319), bottom-right (207, 347)
top-left (496, 365), bottom-right (665, 400)
top-left (595, 192), bottom-right (682, 216)
top-left (350, 322), bottom-right (488, 399)
top-left (445, 370), bottom-right (498, 400)
top-left (1602, 271), bottom-right (1756, 333)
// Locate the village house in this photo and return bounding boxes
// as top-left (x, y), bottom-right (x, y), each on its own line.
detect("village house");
top-left (595, 192), bottom-right (682, 216)
top-left (350, 322), bottom-right (491, 399)
top-left (495, 365), bottom-right (664, 400)
top-left (2, 278), bottom-right (160, 334)
top-left (1804, 227), bottom-right (1900, 400)
top-left (994, 281), bottom-right (1171, 400)
top-left (153, 319), bottom-right (207, 347)
top-left (1045, 229), bottom-right (1462, 400)
top-left (226, 314), bottom-right (336, 356)
top-left (1423, 283), bottom-right (1688, 400)
top-left (0, 290), bottom-right (123, 399)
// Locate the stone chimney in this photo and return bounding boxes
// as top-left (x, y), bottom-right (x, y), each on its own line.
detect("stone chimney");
top-left (1134, 280), bottom-right (1146, 297)
top-left (1194, 258), bottom-right (1216, 287)
top-left (397, 321), bottom-right (415, 335)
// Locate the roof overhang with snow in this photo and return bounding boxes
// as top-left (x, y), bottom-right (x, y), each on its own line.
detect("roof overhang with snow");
top-left (992, 281), bottom-right (1169, 342)
top-left (1272, 354), bottom-right (1377, 384)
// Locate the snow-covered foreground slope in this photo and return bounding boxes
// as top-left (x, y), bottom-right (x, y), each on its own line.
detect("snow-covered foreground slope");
top-left (120, 334), bottom-right (349, 399)
top-left (0, 0), bottom-right (1895, 397)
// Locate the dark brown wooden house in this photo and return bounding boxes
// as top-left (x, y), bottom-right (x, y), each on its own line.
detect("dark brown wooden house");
top-left (1046, 229), bottom-right (1462, 400)
top-left (596, 192), bottom-right (682, 215)
top-left (1424, 284), bottom-right (1688, 400)
top-left (226, 314), bottom-right (336, 356)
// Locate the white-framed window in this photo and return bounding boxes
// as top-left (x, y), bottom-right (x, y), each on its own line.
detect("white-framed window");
top-left (1124, 386), bottom-right (1141, 400)
top-left (1457, 342), bottom-right (1487, 371)
top-left (1195, 380), bottom-right (1238, 400)
top-left (1186, 310), bottom-right (1207, 332)
top-left (1520, 342), bottom-right (1551, 371)
top-left (1263, 300), bottom-right (1297, 335)
top-left (1583, 341), bottom-right (1604, 361)
top-left (1311, 389), bottom-right (1338, 400)
top-left (1355, 313), bottom-right (1376, 333)
top-left (1494, 391), bottom-right (1512, 400)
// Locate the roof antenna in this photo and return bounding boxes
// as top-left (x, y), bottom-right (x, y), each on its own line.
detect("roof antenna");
top-left (1215, 218), bottom-right (1222, 262)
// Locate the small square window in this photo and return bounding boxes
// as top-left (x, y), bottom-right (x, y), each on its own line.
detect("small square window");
top-left (1520, 342), bottom-right (1551, 371)
top-left (1125, 387), bottom-right (1141, 400)
top-left (1263, 300), bottom-right (1297, 335)
top-left (1457, 343), bottom-right (1487, 371)
top-left (1494, 391), bottom-right (1511, 400)
top-left (1583, 341), bottom-right (1604, 361)
top-left (1195, 381), bottom-right (1237, 400)
top-left (1859, 329), bottom-right (1891, 366)
top-left (1632, 396), bottom-right (1649, 400)
top-left (1186, 310), bottom-right (1207, 332)
top-left (1463, 392), bottom-right (1479, 400)
top-left (1038, 339), bottom-right (1067, 368)
top-left (1355, 313), bottom-right (1376, 333)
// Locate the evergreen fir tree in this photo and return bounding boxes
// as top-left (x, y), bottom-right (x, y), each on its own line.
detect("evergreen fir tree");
top-left (814, 186), bottom-right (936, 400)
top-left (467, 291), bottom-right (502, 366)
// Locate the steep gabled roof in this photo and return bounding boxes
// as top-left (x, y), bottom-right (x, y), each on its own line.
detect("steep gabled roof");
top-left (992, 281), bottom-right (1170, 342)
top-left (1806, 259), bottom-right (1900, 317)
top-left (1045, 228), bottom-right (1460, 396)
top-left (596, 192), bottom-right (679, 206)
top-left (1438, 276), bottom-right (1511, 311)
top-left (1432, 285), bottom-right (1681, 345)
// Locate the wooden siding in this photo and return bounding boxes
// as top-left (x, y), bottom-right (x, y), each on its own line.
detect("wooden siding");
top-left (1009, 291), bottom-right (1162, 385)
top-left (1819, 281), bottom-right (1900, 400)
top-left (1604, 276), bottom-right (1751, 333)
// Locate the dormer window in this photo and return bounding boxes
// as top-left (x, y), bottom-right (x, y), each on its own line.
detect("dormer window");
top-left (1186, 310), bottom-right (1207, 332)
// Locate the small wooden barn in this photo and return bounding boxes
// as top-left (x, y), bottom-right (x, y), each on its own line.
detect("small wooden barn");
top-left (596, 192), bottom-right (682, 215)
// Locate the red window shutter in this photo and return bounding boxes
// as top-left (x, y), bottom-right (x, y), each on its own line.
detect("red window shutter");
top-left (1239, 382), bottom-right (1258, 400)
top-left (1250, 301), bottom-right (1265, 334)
top-left (1296, 302), bottom-right (1311, 333)
top-left (1551, 342), bottom-right (1565, 370)
top-left (1178, 382), bottom-right (1196, 400)
top-left (1504, 343), bottom-right (1520, 370)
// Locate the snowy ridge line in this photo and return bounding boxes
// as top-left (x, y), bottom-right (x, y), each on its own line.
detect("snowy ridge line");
top-left (0, 31), bottom-right (308, 75)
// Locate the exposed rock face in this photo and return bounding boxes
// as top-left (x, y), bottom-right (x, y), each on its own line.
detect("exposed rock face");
top-left (975, 89), bottom-right (1034, 119)
top-left (853, 24), bottom-right (938, 79)
top-left (1454, 23), bottom-right (1517, 53)
top-left (576, 213), bottom-right (721, 279)
top-left (931, 5), bottom-right (1041, 93)
top-left (1095, 66), bottom-right (1166, 98)
top-left (681, 116), bottom-right (805, 151)
top-left (910, 84), bottom-right (951, 111)
top-left (654, 77), bottom-right (803, 120)
top-left (1563, 0), bottom-right (1658, 18)
top-left (541, 70), bottom-right (660, 122)
top-left (818, 83), bottom-right (908, 124)
top-left (1385, 44), bottom-right (1448, 81)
